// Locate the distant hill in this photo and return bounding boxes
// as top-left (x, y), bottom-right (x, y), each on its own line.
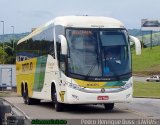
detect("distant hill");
top-left (127, 29), bottom-right (154, 36)
top-left (0, 32), bottom-right (30, 43)
top-left (128, 29), bottom-right (142, 36)
top-left (0, 29), bottom-right (160, 47)
top-left (128, 29), bottom-right (160, 47)
top-left (0, 29), bottom-right (144, 43)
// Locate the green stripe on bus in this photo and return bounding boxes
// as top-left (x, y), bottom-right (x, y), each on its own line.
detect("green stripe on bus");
top-left (104, 79), bottom-right (129, 87)
top-left (34, 56), bottom-right (47, 91)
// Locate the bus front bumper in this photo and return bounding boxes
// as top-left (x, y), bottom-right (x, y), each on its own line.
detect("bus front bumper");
top-left (61, 87), bottom-right (132, 104)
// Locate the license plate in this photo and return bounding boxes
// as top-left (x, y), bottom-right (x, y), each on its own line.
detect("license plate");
top-left (97, 96), bottom-right (109, 100)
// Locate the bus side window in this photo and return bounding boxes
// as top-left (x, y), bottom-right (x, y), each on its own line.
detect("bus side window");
top-left (20, 57), bottom-right (23, 61)
top-left (24, 57), bottom-right (28, 60)
top-left (16, 56), bottom-right (20, 62)
top-left (49, 43), bottom-right (55, 59)
top-left (44, 27), bottom-right (55, 58)
top-left (60, 55), bottom-right (66, 73)
top-left (56, 42), bottom-right (66, 73)
top-left (21, 57), bottom-right (24, 61)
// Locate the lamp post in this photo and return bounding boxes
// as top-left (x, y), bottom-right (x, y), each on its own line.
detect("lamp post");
top-left (0, 21), bottom-right (5, 64)
top-left (11, 25), bottom-right (14, 50)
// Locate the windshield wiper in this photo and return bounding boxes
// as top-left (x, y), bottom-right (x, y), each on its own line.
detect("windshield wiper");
top-left (84, 52), bottom-right (100, 80)
top-left (84, 62), bottom-right (97, 80)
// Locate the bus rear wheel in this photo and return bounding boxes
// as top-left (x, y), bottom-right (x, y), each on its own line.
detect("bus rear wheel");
top-left (104, 103), bottom-right (114, 110)
top-left (51, 85), bottom-right (63, 112)
top-left (23, 86), bottom-right (32, 105)
top-left (23, 86), bottom-right (40, 105)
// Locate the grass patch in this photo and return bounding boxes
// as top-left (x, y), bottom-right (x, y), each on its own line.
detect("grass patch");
top-left (132, 46), bottom-right (160, 75)
top-left (0, 91), bottom-right (10, 97)
top-left (0, 91), bottom-right (18, 97)
top-left (133, 81), bottom-right (160, 98)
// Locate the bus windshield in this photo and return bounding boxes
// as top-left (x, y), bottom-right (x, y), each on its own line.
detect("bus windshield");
top-left (66, 28), bottom-right (131, 81)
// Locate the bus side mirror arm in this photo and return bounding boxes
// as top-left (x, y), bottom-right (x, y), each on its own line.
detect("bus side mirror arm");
top-left (58, 35), bottom-right (68, 55)
top-left (129, 35), bottom-right (141, 55)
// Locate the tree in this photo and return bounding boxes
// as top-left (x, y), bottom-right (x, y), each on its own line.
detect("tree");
top-left (4, 40), bottom-right (16, 64)
top-left (0, 47), bottom-right (8, 64)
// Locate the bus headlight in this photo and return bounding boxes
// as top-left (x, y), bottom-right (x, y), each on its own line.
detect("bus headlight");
top-left (121, 78), bottom-right (132, 89)
top-left (68, 83), bottom-right (82, 90)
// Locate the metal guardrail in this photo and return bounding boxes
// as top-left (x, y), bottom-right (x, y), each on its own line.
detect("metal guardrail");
top-left (0, 98), bottom-right (31, 125)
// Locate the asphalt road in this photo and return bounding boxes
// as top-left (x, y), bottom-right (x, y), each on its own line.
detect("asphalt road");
top-left (3, 97), bottom-right (160, 119)
top-left (133, 76), bottom-right (148, 82)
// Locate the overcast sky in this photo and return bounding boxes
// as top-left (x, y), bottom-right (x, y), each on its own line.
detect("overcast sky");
top-left (0, 0), bottom-right (160, 34)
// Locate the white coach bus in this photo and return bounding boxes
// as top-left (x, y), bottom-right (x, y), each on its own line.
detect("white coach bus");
top-left (16, 16), bottom-right (141, 111)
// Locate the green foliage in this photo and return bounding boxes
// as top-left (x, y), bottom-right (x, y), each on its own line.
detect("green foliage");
top-left (0, 47), bottom-right (8, 64)
top-left (133, 81), bottom-right (160, 98)
top-left (0, 40), bottom-right (16, 64)
top-left (132, 46), bottom-right (160, 75)
top-left (5, 41), bottom-right (16, 64)
top-left (0, 32), bottom-right (28, 64)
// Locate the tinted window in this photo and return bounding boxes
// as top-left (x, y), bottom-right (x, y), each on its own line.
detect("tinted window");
top-left (17, 27), bottom-right (55, 61)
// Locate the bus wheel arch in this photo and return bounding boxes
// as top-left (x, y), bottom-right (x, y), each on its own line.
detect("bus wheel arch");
top-left (25, 82), bottom-right (28, 93)
top-left (21, 82), bottom-right (24, 96)
top-left (51, 82), bottom-right (56, 102)
top-left (23, 82), bottom-right (29, 104)
top-left (51, 82), bottom-right (63, 112)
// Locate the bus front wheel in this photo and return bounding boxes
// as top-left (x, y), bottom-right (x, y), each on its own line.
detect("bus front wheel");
top-left (55, 101), bottom-right (63, 112)
top-left (104, 103), bottom-right (114, 110)
top-left (51, 84), bottom-right (63, 112)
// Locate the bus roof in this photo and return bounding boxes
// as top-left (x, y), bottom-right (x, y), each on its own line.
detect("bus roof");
top-left (17, 16), bottom-right (125, 45)
top-left (54, 16), bottom-right (124, 28)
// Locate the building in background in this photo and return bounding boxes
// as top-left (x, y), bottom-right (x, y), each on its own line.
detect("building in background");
top-left (0, 65), bottom-right (16, 90)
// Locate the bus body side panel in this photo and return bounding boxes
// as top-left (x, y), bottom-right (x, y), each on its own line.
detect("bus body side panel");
top-left (16, 55), bottom-right (50, 98)
top-left (33, 56), bottom-right (47, 92)
top-left (31, 55), bottom-right (60, 100)
top-left (16, 58), bottom-right (37, 97)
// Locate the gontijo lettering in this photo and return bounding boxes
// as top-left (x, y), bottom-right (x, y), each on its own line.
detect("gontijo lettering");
top-left (22, 62), bottom-right (33, 72)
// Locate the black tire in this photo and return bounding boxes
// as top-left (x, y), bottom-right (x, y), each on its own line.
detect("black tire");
top-left (104, 103), bottom-right (114, 110)
top-left (55, 101), bottom-right (64, 112)
top-left (32, 98), bottom-right (41, 105)
top-left (51, 84), bottom-right (63, 112)
top-left (23, 86), bottom-right (32, 105)
top-left (21, 84), bottom-right (24, 97)
top-left (23, 86), bottom-right (31, 105)
top-left (23, 85), bottom-right (40, 105)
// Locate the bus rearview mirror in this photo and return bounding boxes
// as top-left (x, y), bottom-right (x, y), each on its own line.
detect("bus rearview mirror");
top-left (129, 35), bottom-right (141, 55)
top-left (58, 35), bottom-right (68, 55)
